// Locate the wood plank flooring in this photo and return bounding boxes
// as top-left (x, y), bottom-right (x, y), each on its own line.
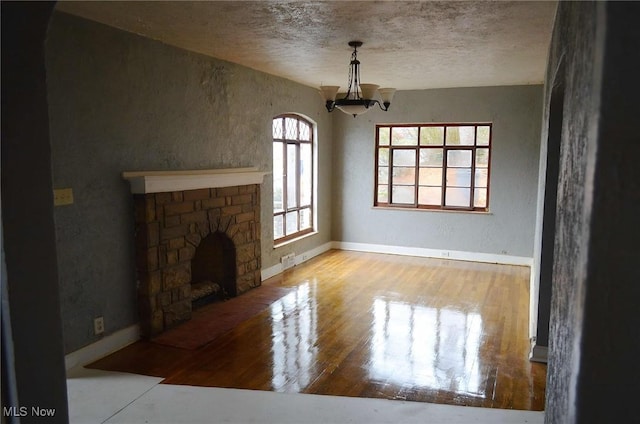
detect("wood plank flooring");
top-left (88, 250), bottom-right (546, 410)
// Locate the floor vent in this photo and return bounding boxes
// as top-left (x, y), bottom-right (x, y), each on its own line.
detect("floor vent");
top-left (281, 253), bottom-right (296, 270)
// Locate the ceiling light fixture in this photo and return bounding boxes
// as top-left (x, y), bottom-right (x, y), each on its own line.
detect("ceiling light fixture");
top-left (320, 41), bottom-right (396, 118)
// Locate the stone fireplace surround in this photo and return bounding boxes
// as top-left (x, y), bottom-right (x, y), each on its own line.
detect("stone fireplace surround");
top-left (123, 168), bottom-right (268, 338)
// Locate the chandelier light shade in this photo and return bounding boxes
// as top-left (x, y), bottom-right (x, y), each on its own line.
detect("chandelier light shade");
top-left (320, 41), bottom-right (396, 117)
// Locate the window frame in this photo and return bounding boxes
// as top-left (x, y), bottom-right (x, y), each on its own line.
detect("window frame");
top-left (374, 122), bottom-right (492, 212)
top-left (273, 114), bottom-right (315, 244)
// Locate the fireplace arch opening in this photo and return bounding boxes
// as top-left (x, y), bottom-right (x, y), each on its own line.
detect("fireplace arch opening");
top-left (191, 231), bottom-right (237, 307)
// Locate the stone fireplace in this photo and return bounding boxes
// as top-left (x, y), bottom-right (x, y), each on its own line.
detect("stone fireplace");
top-left (123, 168), bottom-right (267, 338)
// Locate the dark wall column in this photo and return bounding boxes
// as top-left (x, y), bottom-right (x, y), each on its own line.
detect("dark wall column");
top-left (575, 2), bottom-right (640, 422)
top-left (545, 2), bottom-right (640, 423)
top-left (1, 2), bottom-right (69, 423)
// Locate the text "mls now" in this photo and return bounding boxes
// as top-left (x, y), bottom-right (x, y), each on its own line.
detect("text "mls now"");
top-left (3, 406), bottom-right (56, 417)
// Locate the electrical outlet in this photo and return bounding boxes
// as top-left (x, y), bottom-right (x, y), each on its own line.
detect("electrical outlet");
top-left (94, 317), bottom-right (104, 335)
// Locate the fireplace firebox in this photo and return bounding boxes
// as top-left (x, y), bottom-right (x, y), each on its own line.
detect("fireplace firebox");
top-left (191, 231), bottom-right (236, 306)
top-left (123, 168), bottom-right (267, 337)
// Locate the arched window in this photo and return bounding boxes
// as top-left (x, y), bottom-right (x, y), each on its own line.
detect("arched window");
top-left (272, 114), bottom-right (314, 243)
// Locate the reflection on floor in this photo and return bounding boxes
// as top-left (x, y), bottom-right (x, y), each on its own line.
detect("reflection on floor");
top-left (67, 367), bottom-right (544, 424)
top-left (369, 298), bottom-right (485, 397)
top-left (88, 250), bottom-right (546, 412)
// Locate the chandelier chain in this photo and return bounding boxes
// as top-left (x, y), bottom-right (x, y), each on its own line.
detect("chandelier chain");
top-left (346, 46), bottom-right (361, 100)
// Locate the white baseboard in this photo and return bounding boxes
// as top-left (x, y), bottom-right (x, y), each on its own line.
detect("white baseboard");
top-left (529, 263), bottom-right (539, 340)
top-left (261, 262), bottom-right (283, 281)
top-left (65, 324), bottom-right (140, 371)
top-left (262, 240), bottom-right (532, 280)
top-left (261, 241), bottom-right (333, 281)
top-left (529, 343), bottom-right (548, 363)
top-left (332, 241), bottom-right (533, 267)
top-left (293, 242), bottom-right (333, 266)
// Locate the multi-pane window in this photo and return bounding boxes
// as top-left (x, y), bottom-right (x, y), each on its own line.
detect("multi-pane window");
top-left (375, 123), bottom-right (491, 211)
top-left (273, 115), bottom-right (314, 243)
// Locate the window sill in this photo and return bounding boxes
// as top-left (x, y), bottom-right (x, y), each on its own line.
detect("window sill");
top-left (372, 206), bottom-right (492, 215)
top-left (274, 231), bottom-right (318, 249)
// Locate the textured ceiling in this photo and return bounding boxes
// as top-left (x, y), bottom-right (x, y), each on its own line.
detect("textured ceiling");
top-left (56, 1), bottom-right (557, 91)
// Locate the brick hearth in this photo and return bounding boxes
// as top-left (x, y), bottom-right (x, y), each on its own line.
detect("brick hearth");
top-left (133, 184), bottom-right (261, 338)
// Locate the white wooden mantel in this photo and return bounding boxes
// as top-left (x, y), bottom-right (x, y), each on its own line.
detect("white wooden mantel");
top-left (122, 168), bottom-right (269, 194)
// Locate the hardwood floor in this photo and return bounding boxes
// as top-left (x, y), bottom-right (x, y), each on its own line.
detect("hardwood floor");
top-left (88, 250), bottom-right (546, 410)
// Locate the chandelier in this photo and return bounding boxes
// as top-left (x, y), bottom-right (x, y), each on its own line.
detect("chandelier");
top-left (319, 41), bottom-right (396, 118)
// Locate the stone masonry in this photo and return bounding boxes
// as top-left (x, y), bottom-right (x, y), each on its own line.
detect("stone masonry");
top-left (134, 184), bottom-right (261, 338)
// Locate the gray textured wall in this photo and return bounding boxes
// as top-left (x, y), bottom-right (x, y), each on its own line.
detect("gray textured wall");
top-left (331, 86), bottom-right (542, 257)
top-left (545, 2), bottom-right (640, 423)
top-left (46, 12), bottom-right (332, 353)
